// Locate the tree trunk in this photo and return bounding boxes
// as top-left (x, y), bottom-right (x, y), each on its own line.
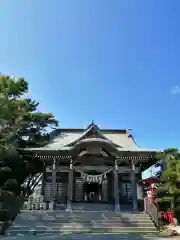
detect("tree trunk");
top-left (171, 196), bottom-right (175, 216)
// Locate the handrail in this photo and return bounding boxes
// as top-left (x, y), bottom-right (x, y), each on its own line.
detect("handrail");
top-left (144, 197), bottom-right (159, 230)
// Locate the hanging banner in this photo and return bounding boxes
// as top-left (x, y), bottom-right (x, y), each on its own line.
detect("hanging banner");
top-left (74, 167), bottom-right (113, 184)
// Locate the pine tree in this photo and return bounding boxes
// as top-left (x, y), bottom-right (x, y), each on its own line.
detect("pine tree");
top-left (0, 75), bottom-right (59, 196)
top-left (155, 148), bottom-right (180, 217)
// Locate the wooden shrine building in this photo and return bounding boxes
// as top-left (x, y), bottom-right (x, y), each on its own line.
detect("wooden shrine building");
top-left (20, 122), bottom-right (162, 211)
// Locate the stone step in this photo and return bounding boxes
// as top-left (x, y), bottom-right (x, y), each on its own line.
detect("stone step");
top-left (10, 222), bottom-right (156, 230)
top-left (13, 219), bottom-right (154, 225)
top-left (18, 219), bottom-right (154, 226)
top-left (8, 210), bottom-right (158, 235)
top-left (71, 218), bottom-right (153, 222)
top-left (9, 226), bottom-right (158, 234)
top-left (72, 214), bottom-right (151, 219)
top-left (11, 213), bottom-right (155, 222)
top-left (13, 220), bottom-right (155, 225)
top-left (69, 218), bottom-right (152, 222)
top-left (95, 220), bottom-right (155, 224)
top-left (98, 224), bottom-right (156, 228)
top-left (11, 213), bottom-right (155, 223)
top-left (105, 218), bottom-right (152, 221)
top-left (105, 214), bottom-right (151, 218)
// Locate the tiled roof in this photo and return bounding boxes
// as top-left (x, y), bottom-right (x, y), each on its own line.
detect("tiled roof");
top-left (40, 132), bottom-right (138, 150)
top-left (24, 122), bottom-right (162, 153)
top-left (37, 126), bottom-right (136, 150)
top-left (104, 133), bottom-right (138, 149)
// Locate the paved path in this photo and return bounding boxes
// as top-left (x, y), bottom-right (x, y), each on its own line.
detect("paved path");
top-left (0, 234), bottom-right (167, 240)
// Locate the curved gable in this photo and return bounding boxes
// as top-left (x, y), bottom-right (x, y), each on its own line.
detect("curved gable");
top-left (39, 122), bottom-right (138, 150)
top-left (65, 123), bottom-right (121, 148)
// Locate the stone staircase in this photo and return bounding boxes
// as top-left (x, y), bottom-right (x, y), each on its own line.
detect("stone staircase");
top-left (71, 202), bottom-right (114, 211)
top-left (8, 210), bottom-right (158, 235)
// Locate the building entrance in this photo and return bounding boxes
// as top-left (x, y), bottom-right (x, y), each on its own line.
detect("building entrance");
top-left (84, 182), bottom-right (102, 201)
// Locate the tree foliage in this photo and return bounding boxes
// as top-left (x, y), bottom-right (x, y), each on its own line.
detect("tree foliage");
top-left (155, 148), bottom-right (180, 216)
top-left (0, 75), bottom-right (58, 196)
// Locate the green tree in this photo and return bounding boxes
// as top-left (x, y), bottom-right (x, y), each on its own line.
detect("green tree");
top-left (0, 75), bottom-right (58, 196)
top-left (155, 148), bottom-right (180, 216)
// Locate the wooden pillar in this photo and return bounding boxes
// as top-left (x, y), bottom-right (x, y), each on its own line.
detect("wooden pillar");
top-left (67, 158), bottom-right (73, 210)
top-left (137, 183), bottom-right (144, 211)
top-left (131, 159), bottom-right (138, 211)
top-left (41, 162), bottom-right (46, 196)
top-left (49, 158), bottom-right (56, 210)
top-left (113, 158), bottom-right (120, 211)
top-left (40, 173), bottom-right (45, 205)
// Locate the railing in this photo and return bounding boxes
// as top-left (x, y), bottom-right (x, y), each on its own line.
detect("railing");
top-left (144, 197), bottom-right (159, 230)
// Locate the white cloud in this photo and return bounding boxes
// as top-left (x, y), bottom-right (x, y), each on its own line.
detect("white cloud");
top-left (171, 85), bottom-right (180, 94)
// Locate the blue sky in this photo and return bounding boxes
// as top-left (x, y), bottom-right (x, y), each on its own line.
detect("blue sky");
top-left (1, 0), bottom-right (180, 158)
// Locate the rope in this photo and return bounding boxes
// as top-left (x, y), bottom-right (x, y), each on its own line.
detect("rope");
top-left (74, 167), bottom-right (113, 184)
